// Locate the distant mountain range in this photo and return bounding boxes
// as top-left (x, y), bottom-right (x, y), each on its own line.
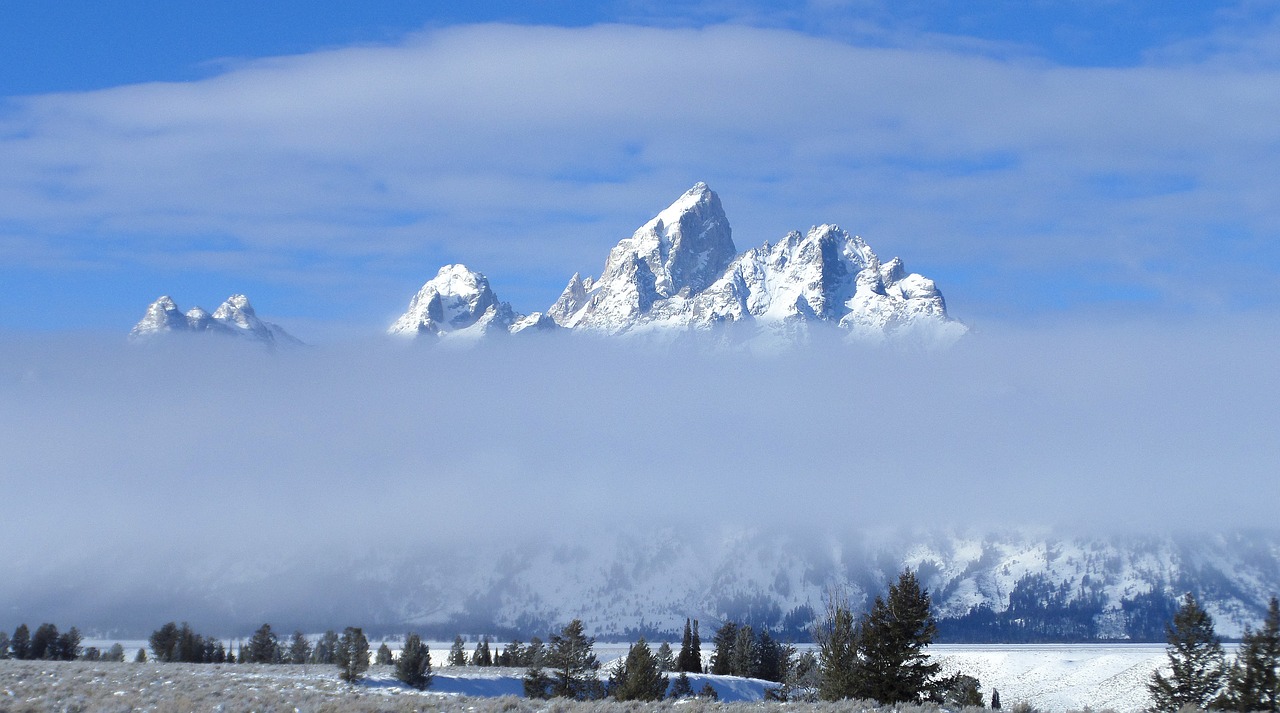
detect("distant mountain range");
top-left (130, 294), bottom-right (301, 347)
top-left (131, 183), bottom-right (965, 347)
top-left (26, 527), bottom-right (1280, 642)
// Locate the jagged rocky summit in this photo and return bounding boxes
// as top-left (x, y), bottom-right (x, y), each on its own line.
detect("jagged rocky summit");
top-left (392, 183), bottom-right (966, 346)
top-left (387, 264), bottom-right (558, 339)
top-left (130, 294), bottom-right (301, 347)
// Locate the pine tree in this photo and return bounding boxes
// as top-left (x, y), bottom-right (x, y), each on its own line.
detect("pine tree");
top-left (287, 631), bottom-right (311, 664)
top-left (756, 629), bottom-right (784, 683)
top-left (448, 635), bottom-right (467, 666)
top-left (527, 637), bottom-right (546, 667)
top-left (816, 599), bottom-right (860, 700)
top-left (855, 570), bottom-right (940, 704)
top-left (545, 619), bottom-right (603, 699)
top-left (669, 670), bottom-right (694, 698)
top-left (711, 622), bottom-right (738, 675)
top-left (691, 620), bottom-right (702, 672)
top-left (106, 643), bottom-right (125, 662)
top-left (30, 623), bottom-right (58, 660)
top-left (247, 623), bottom-right (278, 664)
top-left (335, 627), bottom-right (370, 683)
top-left (656, 641), bottom-right (676, 672)
top-left (677, 619), bottom-right (696, 672)
top-left (470, 636), bottom-right (492, 666)
top-left (134, 648), bottom-right (147, 663)
top-left (1148, 593), bottom-right (1226, 712)
top-left (730, 624), bottom-right (757, 677)
top-left (376, 642), bottom-right (394, 665)
top-left (498, 640), bottom-right (522, 667)
top-left (698, 682), bottom-right (719, 699)
top-left (312, 630), bottom-right (339, 664)
top-left (0, 631), bottom-right (9, 659)
top-left (610, 638), bottom-right (668, 701)
top-left (10, 625), bottom-right (29, 660)
top-left (395, 633), bottom-right (432, 690)
top-left (524, 664), bottom-right (553, 698)
top-left (55, 627), bottom-right (82, 661)
top-left (1224, 596), bottom-right (1280, 712)
top-left (992, 688), bottom-right (1002, 709)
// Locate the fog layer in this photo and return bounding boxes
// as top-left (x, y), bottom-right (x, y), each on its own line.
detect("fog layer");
top-left (1, 321), bottom-right (1276, 631)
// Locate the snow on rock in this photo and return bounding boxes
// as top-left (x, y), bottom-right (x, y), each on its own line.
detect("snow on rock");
top-left (551, 184), bottom-right (964, 345)
top-left (129, 294), bottom-right (301, 347)
top-left (395, 184), bottom-right (963, 347)
top-left (388, 264), bottom-right (555, 339)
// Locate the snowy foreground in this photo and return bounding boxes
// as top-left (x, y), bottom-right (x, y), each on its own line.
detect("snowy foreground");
top-left (4, 644), bottom-right (1169, 712)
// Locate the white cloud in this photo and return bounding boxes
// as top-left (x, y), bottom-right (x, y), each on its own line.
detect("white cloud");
top-left (2, 23), bottom-right (1279, 318)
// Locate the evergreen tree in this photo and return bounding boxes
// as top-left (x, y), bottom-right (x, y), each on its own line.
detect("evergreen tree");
top-left (81, 647), bottom-right (100, 661)
top-left (448, 635), bottom-right (467, 666)
top-left (1148, 593), bottom-right (1226, 712)
top-left (498, 640), bottom-right (520, 667)
top-left (691, 620), bottom-right (702, 672)
top-left (395, 633), bottom-right (432, 690)
top-left (669, 670), bottom-right (694, 698)
top-left (376, 642), bottom-right (394, 665)
top-left (545, 619), bottom-right (603, 700)
top-left (656, 641), bottom-right (676, 672)
top-left (932, 673), bottom-right (983, 707)
top-left (213, 642), bottom-right (226, 664)
top-left (698, 682), bottom-right (719, 699)
top-left (149, 622), bottom-right (180, 663)
top-left (55, 627), bottom-right (82, 661)
top-left (526, 637), bottom-right (546, 667)
top-left (992, 688), bottom-right (1002, 709)
top-left (247, 623), bottom-right (278, 664)
top-left (287, 631), bottom-right (311, 664)
top-left (30, 623), bottom-right (58, 660)
top-left (677, 619), bottom-right (696, 672)
top-left (106, 643), bottom-right (125, 663)
top-left (710, 621), bottom-right (738, 675)
top-left (312, 630), bottom-right (339, 664)
top-left (524, 664), bottom-right (553, 698)
top-left (816, 599), bottom-right (860, 701)
top-left (730, 624), bottom-right (757, 677)
top-left (855, 570), bottom-right (940, 704)
top-left (0, 631), bottom-right (8, 659)
top-left (10, 625), bottom-right (30, 661)
top-left (134, 648), bottom-right (147, 663)
top-left (1224, 596), bottom-right (1280, 712)
top-left (470, 636), bottom-right (492, 666)
top-left (756, 629), bottom-right (784, 683)
top-left (609, 638), bottom-right (668, 701)
top-left (335, 627), bottom-right (370, 684)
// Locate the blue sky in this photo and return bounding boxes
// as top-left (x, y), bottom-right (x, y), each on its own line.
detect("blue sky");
top-left (3, 1), bottom-right (1280, 336)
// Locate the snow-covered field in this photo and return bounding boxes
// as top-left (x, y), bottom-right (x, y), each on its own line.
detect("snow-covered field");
top-left (60, 641), bottom-right (1171, 711)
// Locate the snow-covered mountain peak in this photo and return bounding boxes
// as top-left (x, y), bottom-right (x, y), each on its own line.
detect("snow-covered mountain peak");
top-left (129, 294), bottom-right (300, 347)
top-left (398, 184), bottom-right (964, 346)
top-left (388, 264), bottom-right (557, 339)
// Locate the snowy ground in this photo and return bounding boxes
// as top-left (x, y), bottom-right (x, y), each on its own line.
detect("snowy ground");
top-left (71, 641), bottom-right (1176, 711)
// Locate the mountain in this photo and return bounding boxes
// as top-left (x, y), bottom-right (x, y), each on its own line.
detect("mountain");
top-left (550, 183), bottom-right (965, 345)
top-left (394, 183), bottom-right (964, 346)
top-left (388, 264), bottom-right (557, 339)
top-left (25, 527), bottom-right (1280, 641)
top-left (129, 294), bottom-right (301, 347)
